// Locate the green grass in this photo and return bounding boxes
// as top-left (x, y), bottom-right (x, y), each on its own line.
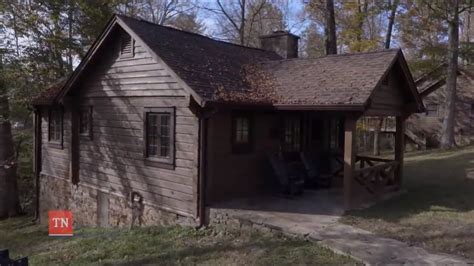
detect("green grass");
top-left (0, 216), bottom-right (357, 265)
top-left (342, 145), bottom-right (474, 259)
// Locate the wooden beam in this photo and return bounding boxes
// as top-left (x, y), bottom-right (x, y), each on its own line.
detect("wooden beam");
top-left (70, 104), bottom-right (80, 185)
top-left (343, 116), bottom-right (357, 210)
top-left (33, 108), bottom-right (42, 220)
top-left (394, 116), bottom-right (406, 186)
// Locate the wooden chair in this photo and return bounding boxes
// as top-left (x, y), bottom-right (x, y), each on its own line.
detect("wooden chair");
top-left (266, 153), bottom-right (305, 195)
top-left (300, 152), bottom-right (333, 188)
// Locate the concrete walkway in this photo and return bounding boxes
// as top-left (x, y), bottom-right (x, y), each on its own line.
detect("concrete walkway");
top-left (209, 190), bottom-right (469, 265)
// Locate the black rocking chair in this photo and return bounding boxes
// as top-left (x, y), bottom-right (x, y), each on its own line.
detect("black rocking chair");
top-left (266, 153), bottom-right (305, 196)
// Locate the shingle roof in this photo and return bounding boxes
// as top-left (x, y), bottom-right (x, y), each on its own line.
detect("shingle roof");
top-left (216, 49), bottom-right (401, 106)
top-left (32, 15), bottom-right (416, 110)
top-left (118, 15), bottom-right (281, 101)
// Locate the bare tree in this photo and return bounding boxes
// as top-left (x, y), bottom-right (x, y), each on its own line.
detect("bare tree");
top-left (142, 0), bottom-right (192, 25)
top-left (385, 0), bottom-right (399, 49)
top-left (200, 0), bottom-right (278, 46)
top-left (167, 11), bottom-right (206, 34)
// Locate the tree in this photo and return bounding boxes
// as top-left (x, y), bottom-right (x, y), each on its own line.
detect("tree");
top-left (134, 0), bottom-right (194, 25)
top-left (300, 22), bottom-right (326, 57)
top-left (398, 1), bottom-right (448, 76)
top-left (167, 11), bottom-right (206, 34)
top-left (0, 17), bottom-right (22, 217)
top-left (200, 0), bottom-right (285, 47)
top-left (422, 0), bottom-right (473, 148)
top-left (306, 0), bottom-right (337, 55)
top-left (385, 0), bottom-right (399, 49)
top-left (325, 0), bottom-right (337, 54)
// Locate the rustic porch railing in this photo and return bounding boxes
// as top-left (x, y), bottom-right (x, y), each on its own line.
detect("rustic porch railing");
top-left (354, 155), bottom-right (400, 195)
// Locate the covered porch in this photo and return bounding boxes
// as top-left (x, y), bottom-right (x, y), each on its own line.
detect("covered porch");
top-left (205, 108), bottom-right (407, 210)
top-left (203, 49), bottom-right (424, 213)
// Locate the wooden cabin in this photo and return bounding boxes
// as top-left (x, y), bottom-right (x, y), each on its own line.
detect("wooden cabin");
top-left (408, 64), bottom-right (474, 148)
top-left (32, 14), bottom-right (424, 227)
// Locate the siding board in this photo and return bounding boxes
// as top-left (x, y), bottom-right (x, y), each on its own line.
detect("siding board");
top-left (39, 32), bottom-right (199, 218)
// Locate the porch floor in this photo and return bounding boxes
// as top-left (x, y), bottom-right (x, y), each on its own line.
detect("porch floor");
top-left (207, 189), bottom-right (467, 264)
top-left (209, 189), bottom-right (345, 229)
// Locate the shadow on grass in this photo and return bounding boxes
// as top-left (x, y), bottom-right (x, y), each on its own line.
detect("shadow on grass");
top-left (111, 240), bottom-right (309, 265)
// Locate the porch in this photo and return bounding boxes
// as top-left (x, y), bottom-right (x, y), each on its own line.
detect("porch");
top-left (205, 109), bottom-right (407, 210)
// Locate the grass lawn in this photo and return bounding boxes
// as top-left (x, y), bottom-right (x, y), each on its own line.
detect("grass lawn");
top-left (342, 146), bottom-right (474, 259)
top-left (0, 216), bottom-right (357, 265)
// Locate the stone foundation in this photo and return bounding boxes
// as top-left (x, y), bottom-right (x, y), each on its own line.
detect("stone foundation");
top-left (207, 208), bottom-right (287, 236)
top-left (39, 174), bottom-right (197, 227)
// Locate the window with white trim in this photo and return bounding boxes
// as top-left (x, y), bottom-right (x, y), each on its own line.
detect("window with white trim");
top-left (79, 106), bottom-right (93, 139)
top-left (144, 107), bottom-right (175, 169)
top-left (48, 108), bottom-right (63, 145)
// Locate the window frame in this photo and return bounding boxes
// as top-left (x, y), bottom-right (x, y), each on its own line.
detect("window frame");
top-left (282, 115), bottom-right (302, 152)
top-left (425, 103), bottom-right (439, 117)
top-left (48, 107), bottom-right (63, 148)
top-left (119, 34), bottom-right (134, 58)
top-left (143, 107), bottom-right (175, 169)
top-left (79, 106), bottom-right (93, 140)
top-left (231, 113), bottom-right (254, 154)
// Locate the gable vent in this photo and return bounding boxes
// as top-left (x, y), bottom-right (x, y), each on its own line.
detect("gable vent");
top-left (120, 34), bottom-right (134, 57)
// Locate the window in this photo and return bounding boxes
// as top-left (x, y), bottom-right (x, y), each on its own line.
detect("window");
top-left (48, 108), bottom-right (63, 145)
top-left (283, 116), bottom-right (301, 152)
top-left (425, 104), bottom-right (439, 117)
top-left (144, 107), bottom-right (175, 169)
top-left (79, 106), bottom-right (92, 139)
top-left (120, 34), bottom-right (134, 58)
top-left (231, 114), bottom-right (253, 153)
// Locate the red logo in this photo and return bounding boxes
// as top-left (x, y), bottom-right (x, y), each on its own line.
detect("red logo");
top-left (48, 210), bottom-right (73, 236)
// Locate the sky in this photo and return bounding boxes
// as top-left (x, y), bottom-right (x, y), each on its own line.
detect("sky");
top-left (197, 0), bottom-right (309, 38)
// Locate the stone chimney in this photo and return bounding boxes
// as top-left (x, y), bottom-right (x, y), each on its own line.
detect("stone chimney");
top-left (259, 31), bottom-right (300, 59)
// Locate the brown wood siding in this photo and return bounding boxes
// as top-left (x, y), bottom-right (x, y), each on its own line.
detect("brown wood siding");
top-left (79, 29), bottom-right (186, 98)
top-left (77, 97), bottom-right (198, 216)
top-left (40, 108), bottom-right (71, 179)
top-left (366, 67), bottom-right (408, 116)
top-left (206, 111), bottom-right (280, 203)
top-left (40, 29), bottom-right (199, 217)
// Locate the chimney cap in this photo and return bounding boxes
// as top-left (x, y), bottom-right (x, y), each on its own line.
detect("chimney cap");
top-left (259, 30), bottom-right (300, 40)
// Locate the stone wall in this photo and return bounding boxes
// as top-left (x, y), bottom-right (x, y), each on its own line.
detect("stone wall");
top-left (39, 174), bottom-right (197, 227)
top-left (207, 208), bottom-right (284, 236)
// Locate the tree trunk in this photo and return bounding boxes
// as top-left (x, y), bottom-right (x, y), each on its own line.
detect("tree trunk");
top-left (239, 0), bottom-right (246, 45)
top-left (373, 118), bottom-right (383, 155)
top-left (325, 0), bottom-right (337, 55)
top-left (384, 0), bottom-right (399, 49)
top-left (0, 95), bottom-right (22, 218)
top-left (440, 0), bottom-right (460, 149)
top-left (355, 0), bottom-right (369, 49)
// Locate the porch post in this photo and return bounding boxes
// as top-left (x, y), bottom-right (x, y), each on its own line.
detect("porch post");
top-left (343, 115), bottom-right (357, 210)
top-left (394, 116), bottom-right (406, 187)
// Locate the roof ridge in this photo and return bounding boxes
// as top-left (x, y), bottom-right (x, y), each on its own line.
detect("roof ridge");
top-left (115, 14), bottom-right (278, 55)
top-left (253, 48), bottom-right (400, 65)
